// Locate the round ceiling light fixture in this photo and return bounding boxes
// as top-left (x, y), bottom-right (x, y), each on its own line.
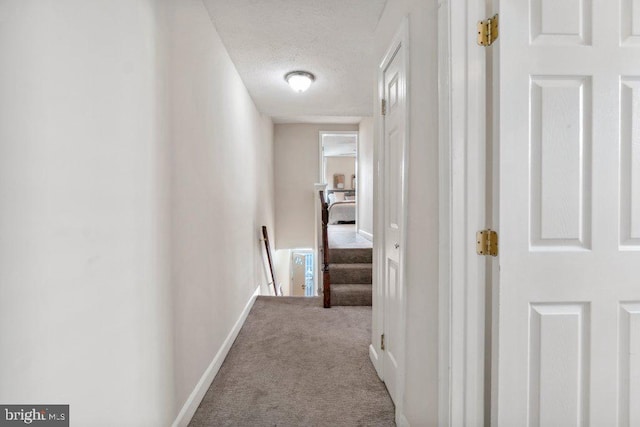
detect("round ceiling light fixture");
top-left (284, 71), bottom-right (315, 93)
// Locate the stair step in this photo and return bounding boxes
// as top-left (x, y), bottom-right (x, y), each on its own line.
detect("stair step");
top-left (331, 284), bottom-right (372, 306)
top-left (329, 247), bottom-right (372, 264)
top-left (329, 263), bottom-right (372, 284)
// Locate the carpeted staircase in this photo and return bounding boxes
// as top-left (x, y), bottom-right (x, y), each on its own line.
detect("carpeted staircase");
top-left (329, 247), bottom-right (373, 306)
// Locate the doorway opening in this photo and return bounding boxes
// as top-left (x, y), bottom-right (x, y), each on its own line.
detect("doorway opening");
top-left (319, 131), bottom-right (358, 227)
top-left (290, 249), bottom-right (315, 297)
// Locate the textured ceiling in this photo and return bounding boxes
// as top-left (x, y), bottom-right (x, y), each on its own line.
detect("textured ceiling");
top-left (202, 0), bottom-right (387, 123)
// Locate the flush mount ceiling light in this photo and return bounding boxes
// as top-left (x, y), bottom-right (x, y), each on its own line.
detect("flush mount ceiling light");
top-left (285, 71), bottom-right (315, 93)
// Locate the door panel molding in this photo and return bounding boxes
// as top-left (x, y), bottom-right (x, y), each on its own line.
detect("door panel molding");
top-left (372, 17), bottom-right (409, 426)
top-left (620, 78), bottom-right (640, 249)
top-left (495, 1), bottom-right (640, 425)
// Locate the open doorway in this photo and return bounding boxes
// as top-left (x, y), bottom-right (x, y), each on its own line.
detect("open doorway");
top-left (319, 131), bottom-right (358, 227)
top-left (316, 129), bottom-right (373, 308)
top-left (290, 250), bottom-right (314, 297)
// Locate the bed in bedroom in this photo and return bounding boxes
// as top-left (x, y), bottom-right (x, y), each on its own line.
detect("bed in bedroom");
top-left (326, 190), bottom-right (356, 224)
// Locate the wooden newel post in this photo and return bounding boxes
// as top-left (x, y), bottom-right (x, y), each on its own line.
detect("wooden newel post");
top-left (319, 191), bottom-right (331, 308)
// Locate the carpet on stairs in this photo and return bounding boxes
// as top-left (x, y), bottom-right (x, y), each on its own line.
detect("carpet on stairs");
top-left (326, 224), bottom-right (373, 307)
top-left (328, 251), bottom-right (372, 306)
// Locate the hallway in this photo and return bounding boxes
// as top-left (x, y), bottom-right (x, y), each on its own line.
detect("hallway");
top-left (189, 297), bottom-right (395, 426)
top-left (0, 0), bottom-right (439, 425)
top-left (4, 0), bottom-right (640, 424)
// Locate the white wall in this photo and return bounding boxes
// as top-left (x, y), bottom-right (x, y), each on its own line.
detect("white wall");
top-left (372, 1), bottom-right (440, 425)
top-left (274, 123), bottom-right (358, 249)
top-left (0, 1), bottom-right (174, 425)
top-left (324, 156), bottom-right (356, 190)
top-left (0, 1), bottom-right (275, 425)
top-left (358, 117), bottom-right (374, 237)
top-left (272, 249), bottom-right (291, 296)
top-left (168, 0), bottom-right (275, 419)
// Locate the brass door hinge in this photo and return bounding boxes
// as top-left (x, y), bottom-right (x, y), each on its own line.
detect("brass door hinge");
top-left (381, 99), bottom-right (387, 116)
top-left (476, 229), bottom-right (498, 256)
top-left (381, 334), bottom-right (385, 351)
top-left (477, 14), bottom-right (499, 46)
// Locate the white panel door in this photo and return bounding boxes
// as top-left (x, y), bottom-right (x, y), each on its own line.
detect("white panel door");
top-left (496, 0), bottom-right (640, 425)
top-left (382, 40), bottom-right (406, 405)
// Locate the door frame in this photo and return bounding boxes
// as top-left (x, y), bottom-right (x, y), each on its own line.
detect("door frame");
top-left (290, 249), bottom-right (314, 297)
top-left (371, 17), bottom-right (410, 425)
top-left (317, 130), bottom-right (358, 299)
top-left (437, 0), bottom-right (489, 425)
top-left (318, 130), bottom-right (359, 228)
top-left (318, 131), bottom-right (359, 185)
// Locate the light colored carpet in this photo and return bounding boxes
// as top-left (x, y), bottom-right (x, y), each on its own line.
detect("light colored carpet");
top-left (327, 225), bottom-right (373, 306)
top-left (328, 224), bottom-right (372, 249)
top-left (189, 297), bottom-right (395, 427)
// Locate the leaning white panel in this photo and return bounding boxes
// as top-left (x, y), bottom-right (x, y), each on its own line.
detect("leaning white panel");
top-left (529, 303), bottom-right (590, 427)
top-left (530, 0), bottom-right (592, 45)
top-left (621, 0), bottom-right (640, 45)
top-left (530, 76), bottom-right (592, 250)
top-left (620, 78), bottom-right (640, 249)
top-left (619, 303), bottom-right (640, 427)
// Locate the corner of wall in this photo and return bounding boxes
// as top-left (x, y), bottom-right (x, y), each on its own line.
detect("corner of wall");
top-left (172, 287), bottom-right (260, 427)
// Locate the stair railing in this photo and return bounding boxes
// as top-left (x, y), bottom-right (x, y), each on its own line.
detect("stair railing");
top-left (261, 226), bottom-right (279, 296)
top-left (319, 191), bottom-right (331, 308)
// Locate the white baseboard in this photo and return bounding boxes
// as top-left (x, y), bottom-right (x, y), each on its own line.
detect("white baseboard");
top-left (358, 229), bottom-right (373, 242)
top-left (397, 413), bottom-right (410, 427)
top-left (172, 286), bottom-right (260, 427)
top-left (369, 344), bottom-right (383, 380)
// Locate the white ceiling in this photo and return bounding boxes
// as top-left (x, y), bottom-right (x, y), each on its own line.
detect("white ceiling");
top-left (322, 134), bottom-right (358, 157)
top-left (202, 0), bottom-right (387, 123)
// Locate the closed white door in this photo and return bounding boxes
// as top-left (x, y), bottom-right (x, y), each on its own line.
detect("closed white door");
top-left (495, 1), bottom-right (640, 425)
top-left (381, 37), bottom-right (406, 405)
